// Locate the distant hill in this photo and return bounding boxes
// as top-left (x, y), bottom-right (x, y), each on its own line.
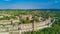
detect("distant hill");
top-left (0, 9), bottom-right (60, 11)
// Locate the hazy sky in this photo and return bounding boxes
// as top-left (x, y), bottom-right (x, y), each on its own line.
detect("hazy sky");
top-left (0, 0), bottom-right (60, 9)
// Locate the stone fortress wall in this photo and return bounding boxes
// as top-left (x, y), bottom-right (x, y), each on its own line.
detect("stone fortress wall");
top-left (0, 16), bottom-right (51, 32)
top-left (0, 15), bottom-right (53, 34)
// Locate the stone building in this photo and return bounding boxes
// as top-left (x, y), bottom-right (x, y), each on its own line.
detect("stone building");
top-left (10, 19), bottom-right (20, 23)
top-left (19, 15), bottom-right (32, 20)
top-left (3, 14), bottom-right (11, 17)
top-left (0, 20), bottom-right (11, 24)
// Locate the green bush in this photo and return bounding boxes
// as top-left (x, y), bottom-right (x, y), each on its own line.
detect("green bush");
top-left (0, 16), bottom-right (10, 20)
top-left (23, 20), bottom-right (31, 24)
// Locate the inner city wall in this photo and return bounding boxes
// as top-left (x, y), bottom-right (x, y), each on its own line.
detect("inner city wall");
top-left (0, 18), bottom-right (51, 34)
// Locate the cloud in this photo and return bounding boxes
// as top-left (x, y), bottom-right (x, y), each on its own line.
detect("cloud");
top-left (54, 0), bottom-right (58, 3)
top-left (4, 0), bottom-right (11, 1)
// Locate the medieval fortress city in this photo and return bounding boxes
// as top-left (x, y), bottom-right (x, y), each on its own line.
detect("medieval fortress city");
top-left (0, 13), bottom-right (55, 34)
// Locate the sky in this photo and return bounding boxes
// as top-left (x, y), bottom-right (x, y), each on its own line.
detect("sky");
top-left (0, 0), bottom-right (60, 9)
